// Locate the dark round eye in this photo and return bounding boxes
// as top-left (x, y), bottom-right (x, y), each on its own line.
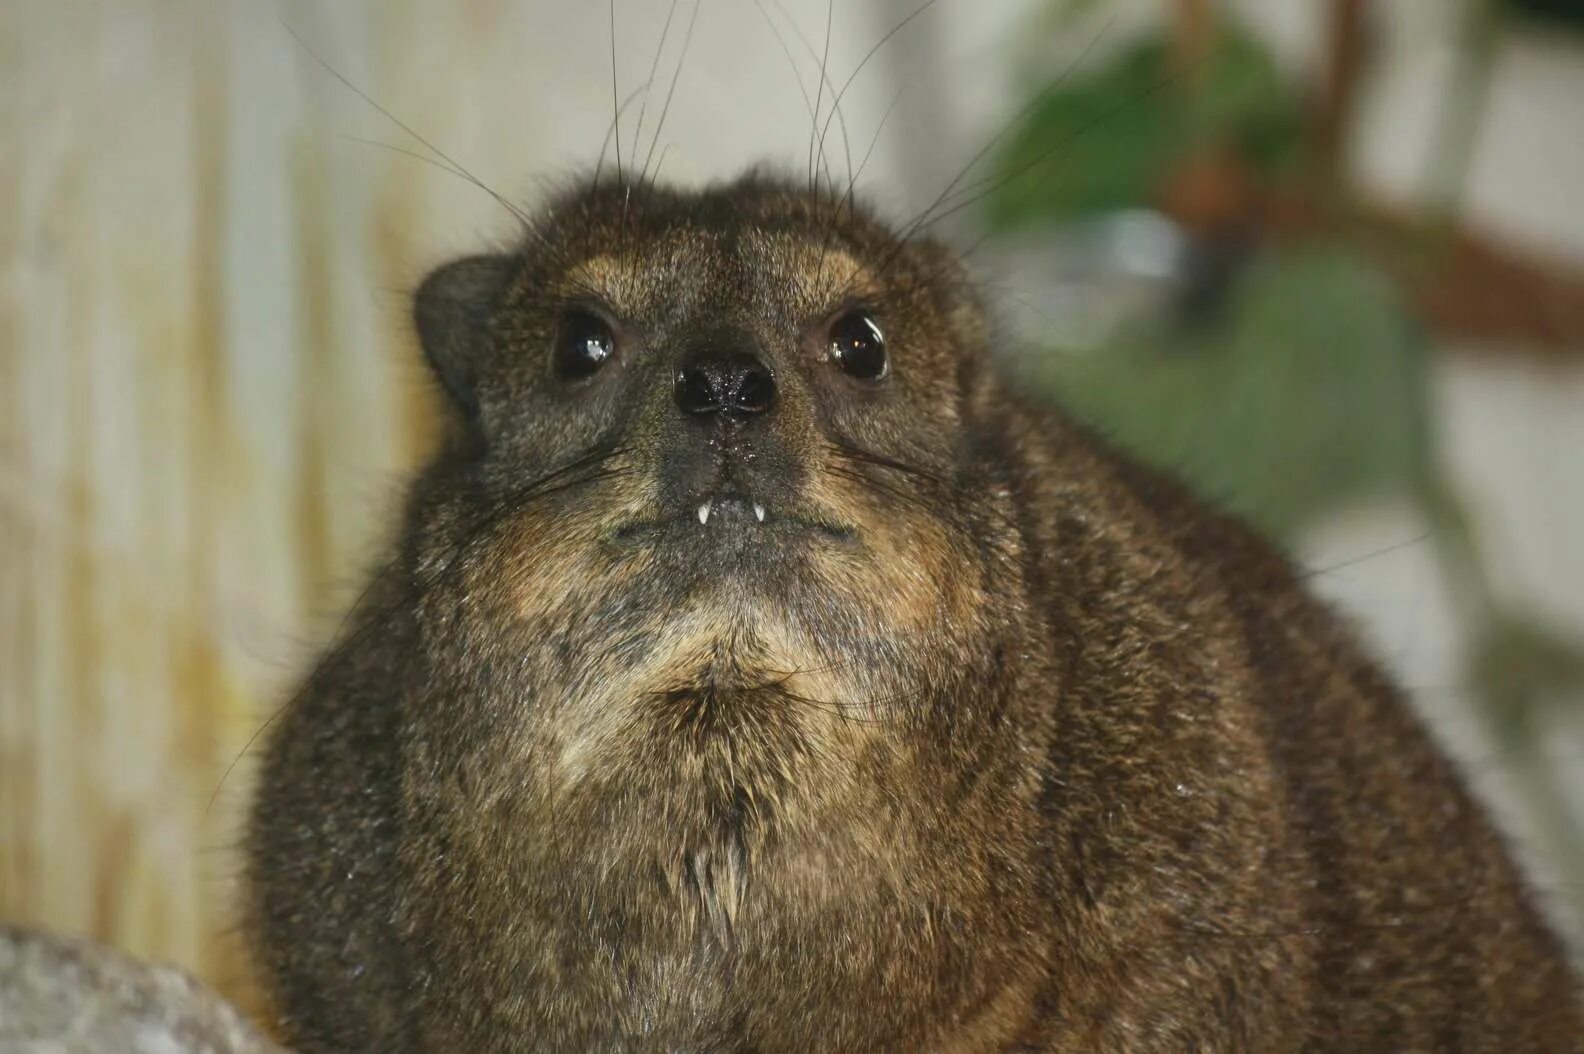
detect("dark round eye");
top-left (553, 310), bottom-right (615, 381)
top-left (829, 311), bottom-right (887, 380)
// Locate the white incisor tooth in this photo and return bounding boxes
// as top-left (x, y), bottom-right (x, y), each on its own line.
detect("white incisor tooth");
top-left (753, 503), bottom-right (766, 523)
top-left (698, 502), bottom-right (711, 525)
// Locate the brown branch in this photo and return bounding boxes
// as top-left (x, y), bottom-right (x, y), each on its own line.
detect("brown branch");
top-left (1311, 0), bottom-right (1371, 184)
top-left (1161, 162), bottom-right (1584, 360)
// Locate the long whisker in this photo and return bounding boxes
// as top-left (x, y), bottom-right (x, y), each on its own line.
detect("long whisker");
top-left (828, 442), bottom-right (1027, 538)
top-left (343, 135), bottom-right (571, 269)
top-left (804, 0), bottom-right (938, 288)
top-left (609, 0), bottom-right (625, 185)
top-left (630, 0), bottom-right (682, 174)
top-left (647, 143), bottom-right (676, 188)
top-left (437, 457), bottom-right (633, 580)
top-left (808, 86), bottom-right (904, 298)
top-left (829, 440), bottom-right (943, 483)
top-left (282, 21), bottom-right (530, 230)
top-left (827, 463), bottom-right (936, 518)
top-left (511, 443), bottom-right (632, 502)
top-left (868, 60), bottom-right (1185, 310)
top-left (863, 42), bottom-right (1183, 312)
top-left (733, 660), bottom-right (932, 726)
top-left (764, 0), bottom-right (853, 197)
top-left (753, 0), bottom-right (820, 127)
top-left (813, 0), bottom-right (939, 206)
top-left (341, 135), bottom-right (470, 180)
top-left (925, 68), bottom-right (1180, 236)
top-left (595, 84), bottom-right (653, 187)
top-left (641, 0), bottom-right (704, 190)
top-left (776, 686), bottom-right (895, 726)
top-left (837, 86), bottom-right (904, 226)
top-left (892, 16), bottom-right (1115, 245)
top-left (808, 0), bottom-right (835, 195)
top-left (797, 0), bottom-right (937, 290)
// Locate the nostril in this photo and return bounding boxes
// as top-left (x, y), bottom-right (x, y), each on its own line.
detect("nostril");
top-left (674, 353), bottom-right (777, 419)
top-left (674, 365), bottom-right (721, 416)
top-left (734, 364), bottom-right (776, 415)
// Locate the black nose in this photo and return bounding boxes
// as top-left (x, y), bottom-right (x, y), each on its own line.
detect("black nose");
top-left (674, 352), bottom-right (777, 419)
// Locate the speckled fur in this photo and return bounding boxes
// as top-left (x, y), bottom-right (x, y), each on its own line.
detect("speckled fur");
top-left (245, 173), bottom-right (1582, 1052)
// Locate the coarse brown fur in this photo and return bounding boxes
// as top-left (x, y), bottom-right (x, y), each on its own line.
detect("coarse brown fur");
top-left (245, 172), bottom-right (1583, 1051)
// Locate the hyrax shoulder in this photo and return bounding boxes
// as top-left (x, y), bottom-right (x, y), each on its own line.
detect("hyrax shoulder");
top-left (246, 172), bottom-right (1583, 1053)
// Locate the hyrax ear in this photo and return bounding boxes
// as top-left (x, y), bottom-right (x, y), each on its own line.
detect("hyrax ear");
top-left (413, 254), bottom-right (520, 415)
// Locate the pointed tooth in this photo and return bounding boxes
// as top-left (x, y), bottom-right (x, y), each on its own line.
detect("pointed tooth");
top-left (753, 503), bottom-right (766, 523)
top-left (697, 502), bottom-right (711, 525)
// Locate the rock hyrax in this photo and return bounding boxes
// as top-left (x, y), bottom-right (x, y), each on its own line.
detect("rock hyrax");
top-left (246, 173), bottom-right (1583, 1052)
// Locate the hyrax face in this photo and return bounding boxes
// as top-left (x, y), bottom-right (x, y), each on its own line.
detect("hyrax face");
top-left (406, 176), bottom-right (1014, 857)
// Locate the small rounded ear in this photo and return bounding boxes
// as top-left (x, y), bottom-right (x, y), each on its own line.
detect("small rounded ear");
top-left (413, 254), bottom-right (520, 415)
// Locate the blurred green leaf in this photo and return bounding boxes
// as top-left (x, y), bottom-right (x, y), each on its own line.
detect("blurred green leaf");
top-left (1023, 246), bottom-right (1430, 538)
top-left (1189, 25), bottom-right (1305, 172)
top-left (985, 22), bottom-right (1303, 230)
top-left (988, 38), bottom-right (1180, 229)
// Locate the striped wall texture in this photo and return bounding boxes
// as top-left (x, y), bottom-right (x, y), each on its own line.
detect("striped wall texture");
top-left (1, 0), bottom-right (900, 1010)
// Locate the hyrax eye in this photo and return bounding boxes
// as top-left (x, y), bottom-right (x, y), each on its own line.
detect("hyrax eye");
top-left (828, 311), bottom-right (887, 381)
top-left (553, 310), bottom-right (616, 381)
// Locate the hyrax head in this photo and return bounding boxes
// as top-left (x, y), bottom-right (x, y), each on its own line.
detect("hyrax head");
top-left (409, 173), bottom-right (1009, 696)
top-left (395, 172), bottom-right (1036, 892)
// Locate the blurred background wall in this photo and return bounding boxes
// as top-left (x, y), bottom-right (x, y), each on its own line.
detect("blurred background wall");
top-left (3, 0), bottom-right (1582, 1013)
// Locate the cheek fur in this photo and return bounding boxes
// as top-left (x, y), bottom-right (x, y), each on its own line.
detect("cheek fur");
top-left (804, 467), bottom-right (984, 635)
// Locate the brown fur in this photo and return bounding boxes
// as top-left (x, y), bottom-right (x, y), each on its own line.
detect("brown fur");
top-left (245, 173), bottom-right (1582, 1051)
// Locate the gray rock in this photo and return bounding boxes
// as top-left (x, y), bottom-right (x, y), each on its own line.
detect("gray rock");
top-left (0, 925), bottom-right (285, 1054)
